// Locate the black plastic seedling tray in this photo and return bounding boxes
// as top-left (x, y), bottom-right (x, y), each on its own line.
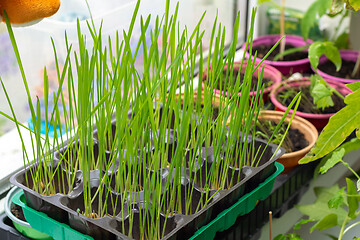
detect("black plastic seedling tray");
top-left (214, 161), bottom-right (317, 240)
top-left (10, 108), bottom-right (284, 240)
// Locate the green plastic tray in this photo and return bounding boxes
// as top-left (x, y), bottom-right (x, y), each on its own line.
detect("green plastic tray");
top-left (12, 192), bottom-right (93, 240)
top-left (12, 162), bottom-right (283, 240)
top-left (189, 162), bottom-right (284, 240)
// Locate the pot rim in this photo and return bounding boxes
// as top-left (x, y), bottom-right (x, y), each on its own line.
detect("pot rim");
top-left (316, 49), bottom-right (360, 83)
top-left (270, 77), bottom-right (351, 119)
top-left (258, 110), bottom-right (318, 159)
top-left (4, 186), bottom-right (32, 227)
top-left (242, 34), bottom-right (313, 66)
top-left (202, 60), bottom-right (282, 97)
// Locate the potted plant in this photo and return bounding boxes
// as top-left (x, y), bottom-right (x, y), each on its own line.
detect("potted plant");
top-left (301, 0), bottom-right (360, 84)
top-left (242, 0), bottom-right (313, 75)
top-left (315, 49), bottom-right (360, 83)
top-left (202, 60), bottom-right (282, 102)
top-left (1, 3), bottom-right (301, 240)
top-left (270, 77), bottom-right (352, 130)
top-left (255, 110), bottom-right (318, 173)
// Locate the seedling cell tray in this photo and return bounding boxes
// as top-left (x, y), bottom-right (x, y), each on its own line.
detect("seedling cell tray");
top-left (11, 163), bottom-right (283, 240)
top-left (189, 162), bottom-right (283, 240)
top-left (10, 120), bottom-right (284, 240)
top-left (12, 192), bottom-right (93, 240)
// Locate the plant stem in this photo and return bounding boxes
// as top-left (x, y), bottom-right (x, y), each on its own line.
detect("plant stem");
top-left (351, 50), bottom-right (360, 78)
top-left (338, 216), bottom-right (349, 240)
top-left (279, 0), bottom-right (286, 60)
top-left (343, 220), bottom-right (360, 235)
top-left (340, 159), bottom-right (360, 179)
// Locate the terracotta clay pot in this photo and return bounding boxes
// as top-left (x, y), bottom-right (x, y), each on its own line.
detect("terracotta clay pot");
top-left (316, 50), bottom-right (360, 84)
top-left (257, 110), bottom-right (318, 174)
top-left (242, 34), bottom-right (312, 75)
top-left (270, 78), bottom-right (352, 131)
top-left (202, 61), bottom-right (282, 102)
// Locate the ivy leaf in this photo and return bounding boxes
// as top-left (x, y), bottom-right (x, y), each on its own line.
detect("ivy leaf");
top-left (300, 90), bottom-right (360, 164)
top-left (301, 0), bottom-right (332, 40)
top-left (319, 148), bottom-right (345, 174)
top-left (294, 219), bottom-right (315, 230)
top-left (346, 178), bottom-right (359, 219)
top-left (308, 42), bottom-right (341, 71)
top-left (328, 187), bottom-right (346, 209)
top-left (297, 186), bottom-right (348, 226)
top-left (310, 214), bottom-right (338, 232)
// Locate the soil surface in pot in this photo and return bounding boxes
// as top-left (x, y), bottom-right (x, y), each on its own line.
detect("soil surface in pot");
top-left (318, 60), bottom-right (360, 79)
top-left (252, 44), bottom-right (308, 62)
top-left (216, 72), bottom-right (272, 91)
top-left (277, 85), bottom-right (345, 114)
top-left (11, 204), bottom-right (26, 222)
top-left (254, 120), bottom-right (308, 153)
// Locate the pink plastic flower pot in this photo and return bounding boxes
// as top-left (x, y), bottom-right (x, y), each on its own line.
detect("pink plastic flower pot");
top-left (270, 78), bottom-right (352, 131)
top-left (242, 35), bottom-right (312, 76)
top-left (202, 61), bottom-right (282, 102)
top-left (316, 50), bottom-right (360, 84)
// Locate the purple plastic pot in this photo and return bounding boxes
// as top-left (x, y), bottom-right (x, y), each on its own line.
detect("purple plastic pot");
top-left (316, 50), bottom-right (360, 84)
top-left (242, 35), bottom-right (312, 76)
top-left (270, 78), bottom-right (352, 131)
top-left (202, 61), bottom-right (282, 102)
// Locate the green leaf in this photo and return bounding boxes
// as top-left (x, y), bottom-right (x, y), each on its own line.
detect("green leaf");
top-left (258, 0), bottom-right (273, 4)
top-left (285, 234), bottom-right (303, 240)
top-left (297, 185), bottom-right (348, 225)
top-left (301, 0), bottom-right (332, 40)
top-left (310, 75), bottom-right (334, 110)
top-left (274, 234), bottom-right (287, 240)
top-left (325, 233), bottom-right (340, 240)
top-left (346, 82), bottom-right (360, 92)
top-left (310, 214), bottom-right (338, 233)
top-left (357, 179), bottom-right (360, 192)
top-left (314, 185), bottom-right (343, 201)
top-left (294, 218), bottom-right (315, 230)
top-left (312, 83), bottom-right (334, 110)
top-left (300, 90), bottom-right (360, 164)
top-left (328, 187), bottom-right (346, 209)
top-left (319, 148), bottom-right (345, 174)
top-left (308, 42), bottom-right (341, 71)
top-left (346, 178), bottom-right (359, 219)
top-left (334, 32), bottom-right (349, 49)
top-left (347, 0), bottom-right (360, 11)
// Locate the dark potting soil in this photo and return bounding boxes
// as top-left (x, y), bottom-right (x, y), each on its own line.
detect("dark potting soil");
top-left (11, 204), bottom-right (26, 222)
top-left (252, 43), bottom-right (308, 62)
top-left (216, 72), bottom-right (272, 91)
top-left (278, 85), bottom-right (346, 114)
top-left (254, 120), bottom-right (308, 153)
top-left (287, 128), bottom-right (308, 152)
top-left (318, 60), bottom-right (360, 79)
